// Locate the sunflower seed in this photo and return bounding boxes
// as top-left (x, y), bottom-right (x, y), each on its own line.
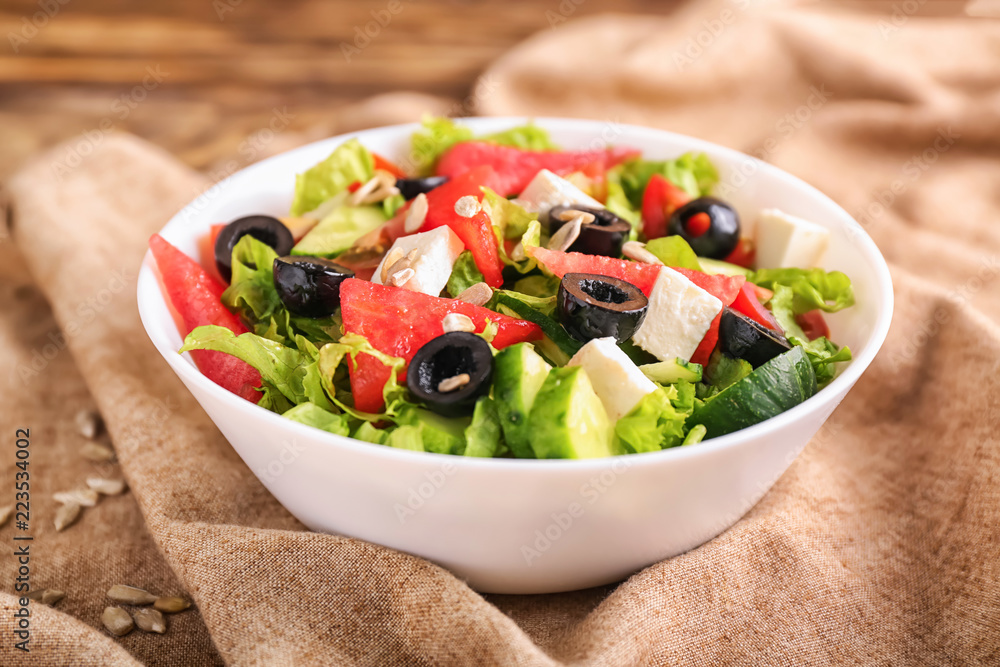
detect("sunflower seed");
top-left (438, 373), bottom-right (471, 393)
top-left (404, 193), bottom-right (428, 233)
top-left (349, 175), bottom-right (381, 206)
top-left (54, 503), bottom-right (81, 532)
top-left (102, 607), bottom-right (134, 636)
top-left (75, 409), bottom-right (102, 440)
top-left (555, 208), bottom-right (596, 225)
top-left (380, 247), bottom-right (406, 284)
top-left (0, 505), bottom-right (12, 528)
top-left (25, 590), bottom-right (46, 601)
top-left (133, 608), bottom-right (167, 634)
top-left (107, 584), bottom-right (156, 605)
top-left (87, 477), bottom-right (127, 496)
top-left (388, 267), bottom-right (415, 288)
top-left (41, 589), bottom-right (65, 606)
top-left (154, 596), bottom-right (192, 614)
top-left (455, 282), bottom-right (492, 307)
top-left (441, 313), bottom-right (475, 333)
top-left (54, 488), bottom-right (99, 507)
top-left (357, 185), bottom-right (400, 205)
top-left (547, 214), bottom-right (583, 253)
top-left (80, 442), bottom-right (115, 462)
top-left (622, 241), bottom-right (664, 265)
top-left (454, 195), bottom-right (481, 218)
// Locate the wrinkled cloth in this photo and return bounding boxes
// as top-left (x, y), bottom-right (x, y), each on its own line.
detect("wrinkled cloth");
top-left (2, 2), bottom-right (1000, 665)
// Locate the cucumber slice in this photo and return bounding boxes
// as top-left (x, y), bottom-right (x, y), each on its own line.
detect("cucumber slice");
top-left (527, 366), bottom-right (616, 459)
top-left (493, 293), bottom-right (582, 358)
top-left (690, 346), bottom-right (817, 438)
top-left (698, 257), bottom-right (752, 278)
top-left (639, 357), bottom-right (703, 384)
top-left (493, 343), bottom-right (551, 458)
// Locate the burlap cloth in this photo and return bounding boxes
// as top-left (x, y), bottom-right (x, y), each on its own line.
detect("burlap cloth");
top-left (3, 2), bottom-right (1000, 665)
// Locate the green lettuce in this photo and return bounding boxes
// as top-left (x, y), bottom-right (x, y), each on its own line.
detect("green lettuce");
top-left (395, 405), bottom-right (469, 455)
top-left (645, 236), bottom-right (702, 271)
top-left (750, 267), bottom-right (855, 314)
top-left (223, 235), bottom-right (282, 327)
top-left (618, 152), bottom-right (719, 207)
top-left (291, 139), bottom-right (374, 216)
top-left (180, 326), bottom-right (335, 411)
top-left (316, 334), bottom-right (408, 419)
top-left (768, 285), bottom-right (852, 387)
top-left (408, 116), bottom-right (559, 175)
top-left (463, 398), bottom-right (503, 458)
top-left (446, 251), bottom-right (485, 298)
top-left (352, 421), bottom-right (389, 445)
top-left (283, 402), bottom-right (350, 436)
top-left (480, 123), bottom-right (558, 151)
top-left (614, 384), bottom-right (692, 453)
top-left (512, 274), bottom-right (559, 299)
top-left (604, 165), bottom-right (642, 233)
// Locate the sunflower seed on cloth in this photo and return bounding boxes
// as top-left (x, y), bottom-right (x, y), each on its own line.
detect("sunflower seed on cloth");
top-left (102, 607), bottom-right (134, 636)
top-left (87, 477), bottom-right (127, 496)
top-left (154, 596), bottom-right (192, 614)
top-left (80, 442), bottom-right (115, 462)
top-left (54, 488), bottom-right (100, 507)
top-left (54, 502), bottom-right (81, 532)
top-left (25, 590), bottom-right (47, 601)
top-left (107, 584), bottom-right (156, 605)
top-left (41, 589), bottom-right (65, 606)
top-left (134, 608), bottom-right (167, 634)
top-left (0, 505), bottom-right (12, 528)
top-left (74, 408), bottom-right (102, 439)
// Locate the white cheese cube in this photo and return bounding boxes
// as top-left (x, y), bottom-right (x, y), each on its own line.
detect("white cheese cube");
top-left (567, 337), bottom-right (657, 421)
top-left (754, 208), bottom-right (830, 269)
top-left (513, 169), bottom-right (603, 219)
top-left (372, 226), bottom-right (464, 297)
top-left (632, 268), bottom-right (723, 363)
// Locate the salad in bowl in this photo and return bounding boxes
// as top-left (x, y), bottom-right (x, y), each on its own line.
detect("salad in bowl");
top-left (149, 117), bottom-right (855, 460)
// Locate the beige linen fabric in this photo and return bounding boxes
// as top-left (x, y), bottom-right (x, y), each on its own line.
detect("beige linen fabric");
top-left (3, 2), bottom-right (1000, 665)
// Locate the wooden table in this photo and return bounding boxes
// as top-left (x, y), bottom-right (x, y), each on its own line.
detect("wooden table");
top-left (0, 0), bottom-right (673, 180)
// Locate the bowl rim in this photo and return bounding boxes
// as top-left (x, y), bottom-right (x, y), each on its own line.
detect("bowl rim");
top-left (137, 116), bottom-right (894, 472)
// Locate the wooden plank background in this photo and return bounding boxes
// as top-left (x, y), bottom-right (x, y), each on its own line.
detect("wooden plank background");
top-left (0, 0), bottom-right (677, 180)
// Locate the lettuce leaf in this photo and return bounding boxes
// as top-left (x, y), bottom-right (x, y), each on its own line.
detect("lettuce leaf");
top-left (316, 333), bottom-right (408, 420)
top-left (446, 251), bottom-right (486, 298)
top-left (645, 236), bottom-right (702, 271)
top-left (604, 165), bottom-right (642, 233)
top-left (618, 152), bottom-right (719, 207)
top-left (222, 235), bottom-right (282, 327)
top-left (750, 267), bottom-right (855, 314)
top-left (352, 421), bottom-right (389, 445)
top-left (768, 285), bottom-right (852, 387)
top-left (283, 402), bottom-right (350, 436)
top-left (396, 404), bottom-right (469, 455)
top-left (512, 274), bottom-right (559, 299)
top-left (463, 398), bottom-right (503, 457)
top-left (481, 187), bottom-right (542, 274)
top-left (180, 326), bottom-right (335, 411)
top-left (409, 116), bottom-right (559, 175)
top-left (291, 139), bottom-right (374, 216)
top-left (480, 123), bottom-right (558, 151)
top-left (614, 385), bottom-right (691, 453)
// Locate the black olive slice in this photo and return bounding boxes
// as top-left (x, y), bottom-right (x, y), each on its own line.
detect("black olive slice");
top-left (558, 273), bottom-right (648, 343)
top-left (272, 256), bottom-right (354, 318)
top-left (549, 205), bottom-right (632, 257)
top-left (717, 307), bottom-right (792, 368)
top-left (215, 215), bottom-right (294, 282)
top-left (396, 175), bottom-right (450, 200)
top-left (406, 332), bottom-right (494, 417)
top-left (667, 197), bottom-right (740, 259)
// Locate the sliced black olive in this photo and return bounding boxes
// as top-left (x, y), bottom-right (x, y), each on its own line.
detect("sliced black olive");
top-left (273, 256), bottom-right (354, 318)
top-left (667, 197), bottom-right (740, 259)
top-left (407, 332), bottom-right (494, 417)
top-left (549, 205), bottom-right (631, 257)
top-left (215, 215), bottom-right (294, 282)
top-left (717, 307), bottom-right (792, 368)
top-left (558, 273), bottom-right (648, 343)
top-left (396, 176), bottom-right (449, 200)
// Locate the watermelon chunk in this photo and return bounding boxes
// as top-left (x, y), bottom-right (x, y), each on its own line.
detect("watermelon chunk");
top-left (435, 142), bottom-right (640, 197)
top-left (339, 278), bottom-right (543, 412)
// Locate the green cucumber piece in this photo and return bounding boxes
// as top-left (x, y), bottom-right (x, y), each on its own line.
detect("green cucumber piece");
top-left (527, 366), bottom-right (616, 459)
top-left (493, 293), bottom-right (582, 358)
top-left (639, 357), bottom-right (703, 384)
top-left (492, 343), bottom-right (551, 458)
top-left (698, 257), bottom-right (753, 278)
top-left (690, 346), bottom-right (817, 438)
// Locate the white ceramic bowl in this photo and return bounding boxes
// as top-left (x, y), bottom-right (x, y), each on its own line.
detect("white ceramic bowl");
top-left (138, 118), bottom-right (892, 594)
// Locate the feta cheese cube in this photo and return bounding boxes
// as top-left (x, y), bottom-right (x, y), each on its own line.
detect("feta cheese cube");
top-left (372, 226), bottom-right (464, 297)
top-left (754, 208), bottom-right (830, 269)
top-left (632, 268), bottom-right (723, 363)
top-left (513, 169), bottom-right (603, 219)
top-left (567, 337), bottom-right (657, 421)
